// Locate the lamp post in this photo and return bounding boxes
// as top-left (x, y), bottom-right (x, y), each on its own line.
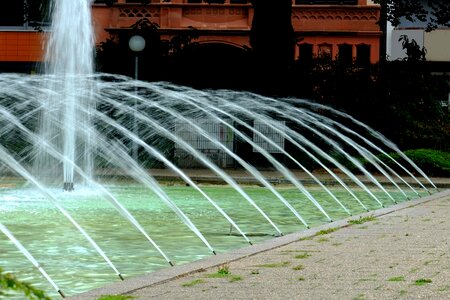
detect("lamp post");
top-left (128, 35), bottom-right (146, 160)
top-left (129, 35), bottom-right (146, 80)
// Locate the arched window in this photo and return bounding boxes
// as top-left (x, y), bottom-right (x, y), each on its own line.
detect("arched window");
top-left (338, 43), bottom-right (352, 66)
top-left (356, 44), bottom-right (371, 66)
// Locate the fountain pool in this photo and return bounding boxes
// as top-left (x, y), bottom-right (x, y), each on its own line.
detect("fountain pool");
top-left (0, 178), bottom-right (426, 297)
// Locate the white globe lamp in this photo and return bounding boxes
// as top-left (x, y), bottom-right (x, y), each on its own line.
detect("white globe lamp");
top-left (128, 35), bottom-right (146, 52)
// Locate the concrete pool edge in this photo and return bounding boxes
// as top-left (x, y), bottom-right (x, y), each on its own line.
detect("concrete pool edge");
top-left (68, 189), bottom-right (450, 299)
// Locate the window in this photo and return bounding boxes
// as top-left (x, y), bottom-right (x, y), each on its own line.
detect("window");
top-left (27, 0), bottom-right (51, 27)
top-left (295, 0), bottom-right (358, 4)
top-left (295, 0), bottom-right (358, 5)
top-left (253, 121), bottom-right (285, 154)
top-left (0, 2), bottom-right (25, 26)
top-left (318, 43), bottom-right (332, 58)
top-left (94, 0), bottom-right (118, 4)
top-left (0, 0), bottom-right (50, 27)
top-left (299, 43), bottom-right (313, 64)
top-left (338, 44), bottom-right (352, 65)
top-left (356, 44), bottom-right (370, 66)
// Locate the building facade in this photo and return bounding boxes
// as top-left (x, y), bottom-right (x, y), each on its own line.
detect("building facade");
top-left (0, 0), bottom-right (381, 72)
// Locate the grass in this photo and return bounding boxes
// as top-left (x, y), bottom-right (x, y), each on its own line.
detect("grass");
top-left (97, 296), bottom-right (136, 300)
top-left (299, 228), bottom-right (338, 242)
top-left (355, 278), bottom-right (375, 284)
top-left (204, 265), bottom-right (243, 282)
top-left (281, 250), bottom-right (320, 253)
top-left (348, 215), bottom-right (377, 225)
top-left (182, 279), bottom-right (205, 287)
top-left (316, 228), bottom-right (337, 235)
top-left (292, 264), bottom-right (304, 271)
top-left (205, 273), bottom-right (243, 282)
top-left (317, 237), bottom-right (330, 243)
top-left (217, 264), bottom-right (230, 275)
top-left (256, 261), bottom-right (290, 268)
top-left (414, 278), bottom-right (432, 286)
top-left (294, 253), bottom-right (311, 259)
top-left (204, 264), bottom-right (231, 278)
top-left (229, 275), bottom-right (242, 282)
top-left (387, 276), bottom-right (405, 282)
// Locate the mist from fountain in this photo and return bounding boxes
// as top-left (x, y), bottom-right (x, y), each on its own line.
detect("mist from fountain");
top-left (0, 0), bottom-right (439, 297)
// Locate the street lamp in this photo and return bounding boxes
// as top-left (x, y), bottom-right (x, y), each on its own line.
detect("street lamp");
top-left (128, 35), bottom-right (146, 80)
top-left (128, 35), bottom-right (146, 160)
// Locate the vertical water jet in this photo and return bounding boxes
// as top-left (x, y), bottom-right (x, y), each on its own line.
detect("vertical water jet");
top-left (37, 0), bottom-right (95, 191)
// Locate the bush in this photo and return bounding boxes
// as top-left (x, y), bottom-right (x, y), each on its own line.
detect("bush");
top-left (360, 149), bottom-right (450, 177)
top-left (401, 149), bottom-right (450, 176)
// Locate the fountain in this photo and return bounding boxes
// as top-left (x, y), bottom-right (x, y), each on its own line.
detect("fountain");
top-left (0, 0), bottom-right (439, 298)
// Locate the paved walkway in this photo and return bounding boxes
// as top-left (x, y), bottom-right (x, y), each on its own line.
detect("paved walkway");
top-left (72, 189), bottom-right (450, 300)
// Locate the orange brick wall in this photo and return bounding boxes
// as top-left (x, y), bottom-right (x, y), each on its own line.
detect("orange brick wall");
top-left (0, 31), bottom-right (45, 62)
top-left (0, 3), bottom-right (381, 64)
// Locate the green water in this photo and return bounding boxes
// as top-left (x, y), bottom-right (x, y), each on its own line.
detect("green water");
top-left (0, 180), bottom-right (423, 298)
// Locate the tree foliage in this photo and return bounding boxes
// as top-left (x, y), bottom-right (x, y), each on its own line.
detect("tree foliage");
top-left (375, 0), bottom-right (450, 30)
top-left (0, 267), bottom-right (50, 300)
top-left (249, 0), bottom-right (295, 69)
top-left (398, 35), bottom-right (426, 61)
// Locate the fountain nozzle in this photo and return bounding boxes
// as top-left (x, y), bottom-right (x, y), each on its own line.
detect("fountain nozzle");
top-left (63, 182), bottom-right (74, 191)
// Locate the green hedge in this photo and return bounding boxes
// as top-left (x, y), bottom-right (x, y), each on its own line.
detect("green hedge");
top-left (400, 149), bottom-right (450, 177)
top-left (365, 149), bottom-right (450, 177)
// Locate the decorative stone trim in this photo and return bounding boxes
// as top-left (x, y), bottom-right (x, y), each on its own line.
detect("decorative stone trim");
top-left (119, 7), bottom-right (160, 18)
top-left (293, 8), bottom-right (378, 21)
top-left (183, 7), bottom-right (246, 16)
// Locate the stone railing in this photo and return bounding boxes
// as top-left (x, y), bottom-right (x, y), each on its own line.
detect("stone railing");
top-left (292, 5), bottom-right (380, 32)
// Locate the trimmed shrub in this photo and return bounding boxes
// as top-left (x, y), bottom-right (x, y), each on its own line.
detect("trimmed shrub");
top-left (361, 149), bottom-right (450, 177)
